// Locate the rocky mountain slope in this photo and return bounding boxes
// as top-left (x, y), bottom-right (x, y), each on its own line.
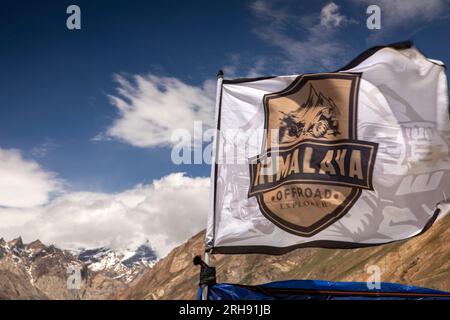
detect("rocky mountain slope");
top-left (117, 213), bottom-right (450, 300)
top-left (0, 238), bottom-right (156, 299)
top-left (77, 241), bottom-right (157, 283)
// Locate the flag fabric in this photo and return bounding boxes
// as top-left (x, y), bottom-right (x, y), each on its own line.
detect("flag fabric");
top-left (206, 41), bottom-right (450, 254)
top-left (197, 280), bottom-right (450, 300)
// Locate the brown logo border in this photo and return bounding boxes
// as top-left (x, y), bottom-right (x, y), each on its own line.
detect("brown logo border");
top-left (248, 72), bottom-right (378, 237)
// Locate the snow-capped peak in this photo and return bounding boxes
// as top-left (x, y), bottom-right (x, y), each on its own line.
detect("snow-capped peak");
top-left (77, 241), bottom-right (157, 283)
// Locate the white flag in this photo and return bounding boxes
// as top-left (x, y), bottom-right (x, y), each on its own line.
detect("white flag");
top-left (206, 42), bottom-right (450, 254)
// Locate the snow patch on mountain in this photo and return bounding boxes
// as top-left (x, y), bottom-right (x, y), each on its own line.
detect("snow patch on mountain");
top-left (77, 240), bottom-right (157, 283)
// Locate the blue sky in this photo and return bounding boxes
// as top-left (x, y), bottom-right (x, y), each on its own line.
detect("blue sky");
top-left (1, 0), bottom-right (449, 192)
top-left (0, 0), bottom-right (449, 254)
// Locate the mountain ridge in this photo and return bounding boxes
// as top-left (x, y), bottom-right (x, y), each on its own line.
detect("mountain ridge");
top-left (77, 242), bottom-right (157, 283)
top-left (0, 238), bottom-right (156, 299)
top-left (117, 213), bottom-right (450, 300)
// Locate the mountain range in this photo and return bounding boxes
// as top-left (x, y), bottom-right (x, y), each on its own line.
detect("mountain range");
top-left (1, 213), bottom-right (448, 299)
top-left (76, 241), bottom-right (157, 283)
top-left (0, 237), bottom-right (157, 299)
top-left (117, 213), bottom-right (450, 300)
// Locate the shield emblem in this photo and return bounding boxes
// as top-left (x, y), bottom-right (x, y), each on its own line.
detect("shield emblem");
top-left (248, 73), bottom-right (378, 237)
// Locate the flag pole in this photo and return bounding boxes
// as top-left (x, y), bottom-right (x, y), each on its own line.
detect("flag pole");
top-left (201, 252), bottom-right (210, 300)
top-left (201, 69), bottom-right (224, 301)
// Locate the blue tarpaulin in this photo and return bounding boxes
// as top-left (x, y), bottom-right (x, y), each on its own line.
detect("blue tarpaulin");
top-left (197, 280), bottom-right (450, 300)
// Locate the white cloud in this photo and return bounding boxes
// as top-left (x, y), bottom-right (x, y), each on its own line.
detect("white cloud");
top-left (355, 0), bottom-right (449, 27)
top-left (30, 139), bottom-right (59, 158)
top-left (97, 3), bottom-right (357, 152)
top-left (0, 148), bottom-right (62, 208)
top-left (250, 0), bottom-right (290, 28)
top-left (249, 1), bottom-right (351, 72)
top-left (98, 74), bottom-right (215, 148)
top-left (0, 173), bottom-right (209, 258)
top-left (222, 53), bottom-right (269, 79)
top-left (320, 2), bottom-right (347, 27)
